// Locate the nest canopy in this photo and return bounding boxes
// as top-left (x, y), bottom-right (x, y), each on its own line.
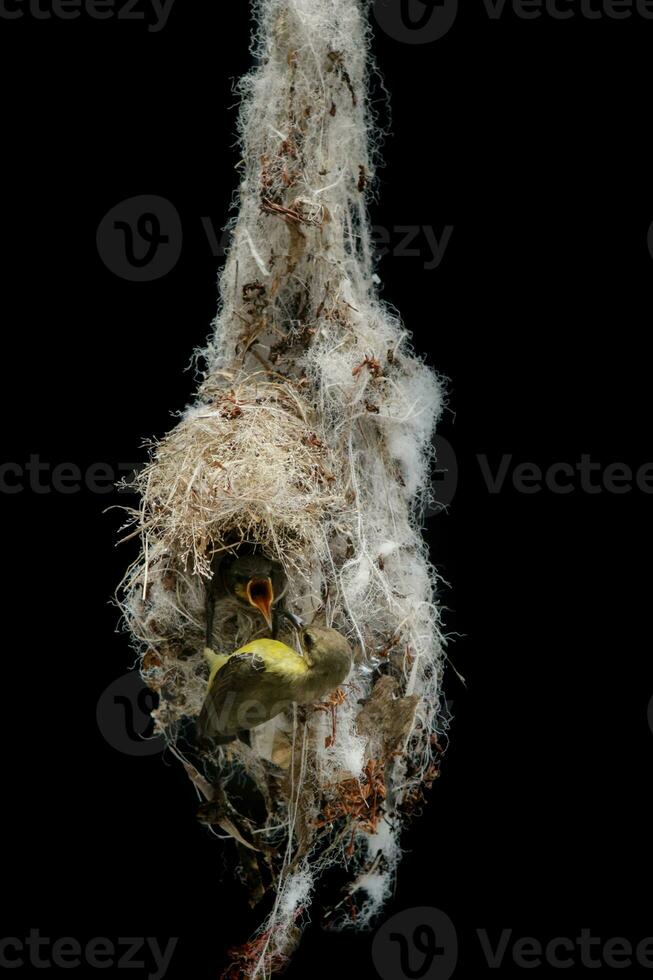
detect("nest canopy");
top-left (133, 379), bottom-right (345, 579)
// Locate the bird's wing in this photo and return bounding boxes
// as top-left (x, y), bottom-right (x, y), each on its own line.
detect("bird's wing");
top-left (199, 653), bottom-right (262, 737)
top-left (199, 643), bottom-right (307, 738)
top-left (231, 639), bottom-right (308, 677)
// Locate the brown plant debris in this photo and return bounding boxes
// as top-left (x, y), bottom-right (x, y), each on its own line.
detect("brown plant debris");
top-left (316, 759), bottom-right (387, 835)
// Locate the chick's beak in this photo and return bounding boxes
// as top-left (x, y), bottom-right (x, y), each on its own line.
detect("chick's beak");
top-left (246, 577), bottom-right (274, 630)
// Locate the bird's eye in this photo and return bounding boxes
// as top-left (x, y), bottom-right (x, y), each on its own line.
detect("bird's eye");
top-left (303, 631), bottom-right (314, 650)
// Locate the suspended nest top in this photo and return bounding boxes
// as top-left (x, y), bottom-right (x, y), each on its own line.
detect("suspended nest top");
top-left (130, 378), bottom-right (346, 578)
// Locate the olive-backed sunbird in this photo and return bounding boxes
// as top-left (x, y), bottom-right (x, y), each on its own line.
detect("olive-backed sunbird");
top-left (198, 626), bottom-right (353, 742)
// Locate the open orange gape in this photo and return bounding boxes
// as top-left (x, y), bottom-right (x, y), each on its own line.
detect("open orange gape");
top-left (245, 577), bottom-right (274, 630)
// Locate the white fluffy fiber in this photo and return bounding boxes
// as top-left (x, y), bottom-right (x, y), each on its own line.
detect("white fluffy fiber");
top-left (121, 0), bottom-right (447, 975)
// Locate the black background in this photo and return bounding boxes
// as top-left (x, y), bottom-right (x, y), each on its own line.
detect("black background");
top-left (1, 1), bottom-right (652, 977)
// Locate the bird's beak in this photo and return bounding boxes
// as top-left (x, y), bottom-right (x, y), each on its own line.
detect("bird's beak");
top-left (246, 577), bottom-right (274, 630)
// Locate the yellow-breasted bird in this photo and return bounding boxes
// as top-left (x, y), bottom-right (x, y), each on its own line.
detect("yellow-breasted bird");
top-left (198, 626), bottom-right (353, 743)
top-left (205, 554), bottom-right (287, 644)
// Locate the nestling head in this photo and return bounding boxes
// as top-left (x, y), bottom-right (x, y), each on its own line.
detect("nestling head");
top-left (223, 555), bottom-right (276, 628)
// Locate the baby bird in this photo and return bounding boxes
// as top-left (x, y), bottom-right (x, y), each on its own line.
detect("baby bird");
top-left (206, 554), bottom-right (286, 644)
top-left (198, 626), bottom-right (353, 743)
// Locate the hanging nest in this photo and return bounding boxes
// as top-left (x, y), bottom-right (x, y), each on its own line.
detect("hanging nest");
top-left (118, 1), bottom-right (451, 976)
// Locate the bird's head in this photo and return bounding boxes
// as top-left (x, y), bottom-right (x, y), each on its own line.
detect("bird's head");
top-left (223, 555), bottom-right (276, 630)
top-left (300, 625), bottom-right (353, 680)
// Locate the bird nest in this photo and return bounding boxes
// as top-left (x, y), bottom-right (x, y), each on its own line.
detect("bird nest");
top-left (126, 378), bottom-right (345, 581)
top-left (117, 0), bottom-right (449, 974)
